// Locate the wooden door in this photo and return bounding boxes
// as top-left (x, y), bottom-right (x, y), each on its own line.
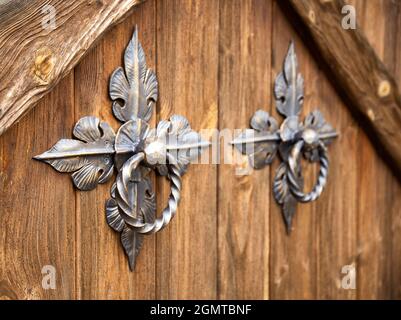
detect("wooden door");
top-left (1, 0), bottom-right (400, 299)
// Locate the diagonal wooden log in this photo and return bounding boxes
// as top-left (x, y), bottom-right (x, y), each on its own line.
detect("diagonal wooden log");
top-left (282, 0), bottom-right (401, 177)
top-left (0, 0), bottom-right (144, 136)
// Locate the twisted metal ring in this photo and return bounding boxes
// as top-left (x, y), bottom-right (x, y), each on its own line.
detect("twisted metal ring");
top-left (132, 164), bottom-right (182, 235)
top-left (287, 140), bottom-right (329, 203)
top-left (114, 152), bottom-right (182, 235)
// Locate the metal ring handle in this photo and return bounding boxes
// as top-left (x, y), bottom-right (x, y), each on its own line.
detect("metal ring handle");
top-left (116, 152), bottom-right (182, 235)
top-left (132, 164), bottom-right (182, 235)
top-left (287, 140), bottom-right (329, 203)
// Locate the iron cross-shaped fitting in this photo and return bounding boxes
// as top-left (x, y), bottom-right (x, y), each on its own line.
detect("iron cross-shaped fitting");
top-left (34, 28), bottom-right (210, 270)
top-left (231, 42), bottom-right (338, 232)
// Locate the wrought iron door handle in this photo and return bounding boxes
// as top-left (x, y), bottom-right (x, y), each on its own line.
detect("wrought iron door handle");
top-left (34, 28), bottom-right (210, 271)
top-left (287, 140), bottom-right (329, 203)
top-left (232, 42), bottom-right (338, 233)
top-left (107, 152), bottom-right (182, 235)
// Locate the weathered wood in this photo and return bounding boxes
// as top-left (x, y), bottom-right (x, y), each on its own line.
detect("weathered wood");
top-left (155, 0), bottom-right (218, 299)
top-left (0, 74), bottom-right (76, 299)
top-left (284, 0), bottom-right (401, 177)
top-left (217, 0), bottom-right (272, 299)
top-left (349, 0), bottom-right (399, 299)
top-left (316, 60), bottom-right (358, 299)
top-left (74, 0), bottom-right (156, 299)
top-left (0, 0), bottom-right (143, 137)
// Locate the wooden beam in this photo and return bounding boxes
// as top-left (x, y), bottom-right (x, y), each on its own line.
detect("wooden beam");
top-left (283, 0), bottom-right (401, 177)
top-left (0, 0), bottom-right (143, 136)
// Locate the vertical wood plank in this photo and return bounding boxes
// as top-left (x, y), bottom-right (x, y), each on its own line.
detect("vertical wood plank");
top-left (217, 0), bottom-right (272, 299)
top-left (315, 63), bottom-right (358, 300)
top-left (0, 75), bottom-right (76, 299)
top-left (74, 1), bottom-right (157, 299)
top-left (155, 0), bottom-right (219, 299)
top-left (313, 7), bottom-right (360, 297)
top-left (349, 0), bottom-right (401, 299)
top-left (354, 0), bottom-right (390, 299)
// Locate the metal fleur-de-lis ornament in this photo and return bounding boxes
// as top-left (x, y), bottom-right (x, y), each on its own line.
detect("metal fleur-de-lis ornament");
top-left (232, 42), bottom-right (338, 232)
top-left (34, 28), bottom-right (210, 270)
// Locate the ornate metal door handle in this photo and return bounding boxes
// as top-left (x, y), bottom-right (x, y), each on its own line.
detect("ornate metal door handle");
top-left (34, 28), bottom-right (210, 270)
top-left (232, 42), bottom-right (338, 232)
top-left (287, 140), bottom-right (329, 203)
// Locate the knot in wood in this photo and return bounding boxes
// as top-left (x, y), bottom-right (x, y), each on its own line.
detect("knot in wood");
top-left (378, 80), bottom-right (391, 98)
top-left (33, 47), bottom-right (54, 83)
top-left (308, 10), bottom-right (316, 24)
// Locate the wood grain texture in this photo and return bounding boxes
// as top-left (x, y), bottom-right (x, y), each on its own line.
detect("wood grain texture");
top-left (0, 74), bottom-right (76, 299)
top-left (0, 0), bottom-right (143, 137)
top-left (347, 0), bottom-right (401, 299)
top-left (354, 0), bottom-right (390, 299)
top-left (313, 15), bottom-right (358, 300)
top-left (155, 0), bottom-right (219, 299)
top-left (315, 63), bottom-right (358, 300)
top-left (217, 0), bottom-right (272, 300)
top-left (74, 1), bottom-right (157, 299)
top-left (284, 0), bottom-right (401, 178)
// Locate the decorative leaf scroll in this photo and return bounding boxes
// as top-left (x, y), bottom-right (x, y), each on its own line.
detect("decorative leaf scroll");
top-left (109, 28), bottom-right (158, 123)
top-left (232, 42), bottom-right (338, 232)
top-left (303, 110), bottom-right (338, 162)
top-left (145, 115), bottom-right (211, 175)
top-left (106, 182), bottom-right (146, 271)
top-left (231, 110), bottom-right (280, 169)
top-left (34, 116), bottom-right (115, 190)
top-left (120, 226), bottom-right (144, 271)
top-left (114, 118), bottom-right (149, 170)
top-left (106, 154), bottom-right (156, 270)
top-left (274, 42), bottom-right (304, 118)
top-left (273, 163), bottom-right (303, 233)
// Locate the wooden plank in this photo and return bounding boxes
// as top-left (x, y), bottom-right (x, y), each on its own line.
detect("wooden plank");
top-left (312, 0), bottom-right (359, 297)
top-left (347, 0), bottom-right (400, 299)
top-left (315, 64), bottom-right (358, 299)
top-left (74, 0), bottom-right (156, 299)
top-left (217, 0), bottom-right (272, 299)
top-left (0, 0), bottom-right (143, 137)
top-left (283, 0), bottom-right (401, 178)
top-left (0, 74), bottom-right (76, 299)
top-left (298, 0), bottom-right (368, 301)
top-left (269, 0), bottom-right (319, 299)
top-left (353, 0), bottom-right (390, 300)
top-left (155, 0), bottom-right (219, 299)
